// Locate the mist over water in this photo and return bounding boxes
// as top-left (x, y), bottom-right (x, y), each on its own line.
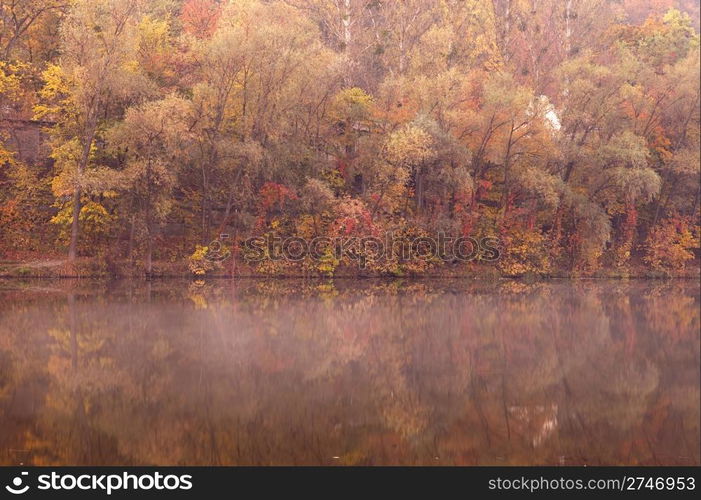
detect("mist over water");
top-left (0, 279), bottom-right (698, 466)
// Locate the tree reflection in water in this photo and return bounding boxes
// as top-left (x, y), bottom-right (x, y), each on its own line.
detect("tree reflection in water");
top-left (0, 279), bottom-right (698, 465)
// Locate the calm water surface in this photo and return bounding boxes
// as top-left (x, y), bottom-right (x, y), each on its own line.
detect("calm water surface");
top-left (0, 279), bottom-right (698, 465)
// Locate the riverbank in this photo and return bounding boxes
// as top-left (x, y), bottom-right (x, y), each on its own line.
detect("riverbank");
top-left (1, 256), bottom-right (699, 280)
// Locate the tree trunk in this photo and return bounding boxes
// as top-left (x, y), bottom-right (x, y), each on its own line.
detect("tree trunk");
top-left (415, 168), bottom-right (423, 214)
top-left (691, 184), bottom-right (700, 218)
top-left (128, 214), bottom-right (136, 261)
top-left (231, 231), bottom-right (238, 277)
top-left (499, 123), bottom-right (515, 215)
top-left (146, 234), bottom-right (153, 278)
top-left (68, 124), bottom-right (97, 261)
top-left (68, 188), bottom-right (81, 260)
top-left (650, 170), bottom-right (670, 229)
top-left (565, 0), bottom-right (572, 56)
top-left (342, 0), bottom-right (353, 85)
top-left (201, 180), bottom-right (210, 244)
top-left (562, 160), bottom-right (575, 183)
top-left (146, 159), bottom-right (154, 277)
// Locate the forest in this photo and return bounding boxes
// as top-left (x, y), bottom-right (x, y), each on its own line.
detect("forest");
top-left (0, 0), bottom-right (699, 278)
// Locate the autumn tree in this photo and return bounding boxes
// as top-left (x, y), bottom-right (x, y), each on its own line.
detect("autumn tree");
top-left (35, 0), bottom-right (149, 260)
top-left (186, 0), bottom-right (334, 242)
top-left (109, 95), bottom-right (190, 274)
top-left (0, 0), bottom-right (67, 61)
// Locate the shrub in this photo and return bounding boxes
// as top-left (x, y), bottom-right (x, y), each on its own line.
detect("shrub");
top-left (643, 216), bottom-right (699, 271)
top-left (498, 227), bottom-right (551, 277)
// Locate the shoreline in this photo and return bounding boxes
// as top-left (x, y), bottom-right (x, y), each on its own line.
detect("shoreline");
top-left (1, 260), bottom-right (699, 281)
top-left (2, 252), bottom-right (699, 281)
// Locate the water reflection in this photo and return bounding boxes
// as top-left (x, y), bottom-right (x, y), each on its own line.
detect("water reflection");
top-left (0, 279), bottom-right (698, 465)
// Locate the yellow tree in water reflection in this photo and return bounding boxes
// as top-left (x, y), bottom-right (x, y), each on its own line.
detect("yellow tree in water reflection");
top-left (0, 279), bottom-right (698, 465)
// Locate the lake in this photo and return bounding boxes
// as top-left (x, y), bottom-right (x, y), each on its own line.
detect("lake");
top-left (0, 279), bottom-right (698, 466)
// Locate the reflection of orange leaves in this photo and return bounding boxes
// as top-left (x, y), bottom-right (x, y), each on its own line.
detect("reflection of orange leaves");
top-left (1, 279), bottom-right (698, 466)
top-left (382, 396), bottom-right (429, 438)
top-left (642, 291), bottom-right (699, 343)
top-left (250, 339), bottom-right (292, 374)
top-left (21, 431), bottom-right (57, 466)
top-left (351, 431), bottom-right (409, 464)
top-left (336, 327), bottom-right (369, 361)
top-left (46, 354), bottom-right (71, 377)
top-left (436, 417), bottom-right (485, 465)
top-left (646, 398), bottom-right (670, 436)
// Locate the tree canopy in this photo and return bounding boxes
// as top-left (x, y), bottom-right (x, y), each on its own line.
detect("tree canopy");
top-left (0, 0), bottom-right (699, 276)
